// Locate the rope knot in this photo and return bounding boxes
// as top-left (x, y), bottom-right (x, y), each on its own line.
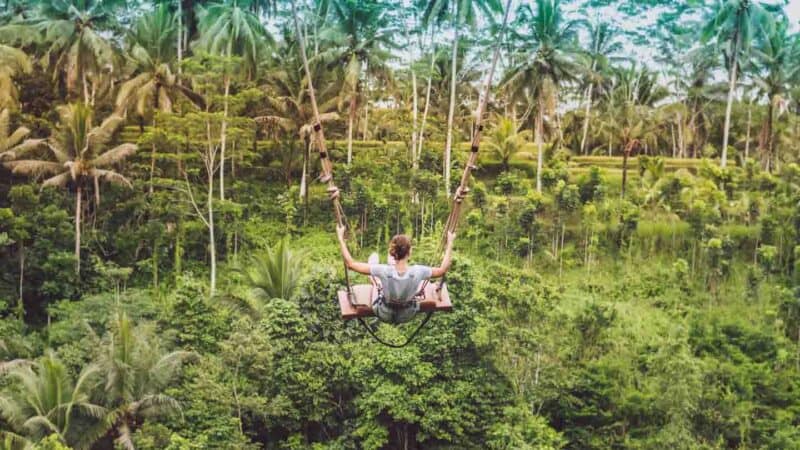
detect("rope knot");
top-left (327, 185), bottom-right (340, 200)
top-left (454, 186), bottom-right (470, 203)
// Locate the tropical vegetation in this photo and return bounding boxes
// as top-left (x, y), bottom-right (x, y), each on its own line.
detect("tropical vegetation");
top-left (1, 0), bottom-right (800, 448)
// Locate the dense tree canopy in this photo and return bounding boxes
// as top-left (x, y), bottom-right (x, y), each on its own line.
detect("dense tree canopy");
top-left (1, 0), bottom-right (800, 448)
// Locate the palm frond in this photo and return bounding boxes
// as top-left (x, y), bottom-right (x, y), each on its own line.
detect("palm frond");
top-left (21, 415), bottom-right (61, 436)
top-left (88, 169), bottom-right (132, 188)
top-left (88, 115), bottom-right (125, 150)
top-left (5, 160), bottom-right (63, 177)
top-left (0, 430), bottom-right (33, 450)
top-left (41, 172), bottom-right (72, 188)
top-left (130, 394), bottom-right (181, 418)
top-left (0, 359), bottom-right (31, 375)
top-left (1, 139), bottom-right (45, 161)
top-left (91, 144), bottom-right (137, 167)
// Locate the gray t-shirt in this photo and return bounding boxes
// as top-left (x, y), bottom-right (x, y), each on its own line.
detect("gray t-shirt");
top-left (369, 264), bottom-right (433, 324)
top-left (369, 264), bottom-right (433, 303)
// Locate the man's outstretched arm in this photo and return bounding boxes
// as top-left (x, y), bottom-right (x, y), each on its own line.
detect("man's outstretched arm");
top-left (337, 224), bottom-right (371, 275)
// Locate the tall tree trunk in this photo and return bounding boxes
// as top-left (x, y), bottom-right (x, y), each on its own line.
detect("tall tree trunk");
top-left (444, 11), bottom-right (459, 195)
top-left (535, 99), bottom-right (544, 192)
top-left (347, 95), bottom-right (356, 165)
top-left (621, 147), bottom-right (630, 199)
top-left (363, 98), bottom-right (369, 141)
top-left (677, 113), bottom-right (685, 158)
top-left (149, 116), bottom-right (158, 194)
top-left (220, 42), bottom-right (232, 201)
top-left (82, 71), bottom-right (90, 105)
top-left (411, 69), bottom-right (418, 163)
top-left (416, 45), bottom-right (435, 169)
top-left (721, 32), bottom-right (740, 168)
top-left (745, 105), bottom-right (751, 159)
top-left (301, 137), bottom-right (310, 225)
top-left (761, 98), bottom-right (774, 171)
top-left (208, 167), bottom-right (216, 295)
top-left (93, 176), bottom-right (100, 229)
top-left (670, 123), bottom-right (677, 158)
top-left (580, 82), bottom-right (595, 155)
top-left (75, 185), bottom-right (82, 274)
top-left (689, 109), bottom-right (697, 156)
top-left (300, 138), bottom-right (309, 200)
top-left (581, 26), bottom-right (601, 155)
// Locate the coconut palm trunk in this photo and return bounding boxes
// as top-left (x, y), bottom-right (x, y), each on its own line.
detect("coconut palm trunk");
top-left (208, 159), bottom-right (216, 294)
top-left (347, 95), bottom-right (356, 165)
top-left (670, 123), bottom-right (677, 157)
top-left (760, 97), bottom-right (774, 171)
top-left (82, 72), bottom-right (90, 105)
top-left (93, 175), bottom-right (100, 220)
top-left (220, 42), bottom-right (232, 201)
top-left (677, 112), bottom-right (685, 158)
top-left (75, 184), bottom-right (82, 274)
top-left (363, 101), bottom-right (368, 140)
top-left (745, 104), bottom-right (751, 159)
top-left (444, 10), bottom-right (459, 194)
top-left (411, 69), bottom-right (418, 162)
top-left (416, 46), bottom-right (435, 169)
top-left (535, 98), bottom-right (544, 192)
top-left (580, 57), bottom-right (598, 155)
top-left (721, 31), bottom-right (740, 168)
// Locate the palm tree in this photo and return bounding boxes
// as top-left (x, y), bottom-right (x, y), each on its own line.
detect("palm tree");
top-left (235, 239), bottom-right (306, 316)
top-left (485, 116), bottom-right (531, 171)
top-left (89, 313), bottom-right (193, 450)
top-left (679, 44), bottom-right (719, 158)
top-left (116, 4), bottom-right (205, 193)
top-left (702, 0), bottom-right (775, 168)
top-left (3, 104), bottom-right (137, 274)
top-left (422, 0), bottom-right (501, 192)
top-left (0, 109), bottom-right (44, 161)
top-left (0, 44), bottom-right (31, 109)
top-left (0, 0), bottom-right (122, 104)
top-left (749, 17), bottom-right (799, 171)
top-left (502, 0), bottom-right (582, 192)
top-left (0, 354), bottom-right (104, 448)
top-left (597, 66), bottom-right (666, 156)
top-left (193, 0), bottom-right (272, 201)
top-left (578, 21), bottom-right (624, 155)
top-left (318, 0), bottom-right (397, 166)
top-left (257, 43), bottom-right (339, 207)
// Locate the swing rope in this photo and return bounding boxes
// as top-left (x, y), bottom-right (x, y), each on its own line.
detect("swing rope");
top-left (290, 2), bottom-right (355, 303)
top-left (290, 0), bottom-right (512, 346)
top-left (357, 313), bottom-right (434, 348)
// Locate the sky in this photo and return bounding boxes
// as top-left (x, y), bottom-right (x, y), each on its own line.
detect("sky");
top-left (581, 0), bottom-right (800, 69)
top-left (788, 0), bottom-right (800, 27)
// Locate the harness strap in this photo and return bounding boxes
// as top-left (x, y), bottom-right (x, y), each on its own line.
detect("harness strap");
top-left (356, 312), bottom-right (434, 348)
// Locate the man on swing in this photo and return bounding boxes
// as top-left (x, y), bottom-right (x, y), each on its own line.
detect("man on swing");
top-left (336, 224), bottom-right (455, 324)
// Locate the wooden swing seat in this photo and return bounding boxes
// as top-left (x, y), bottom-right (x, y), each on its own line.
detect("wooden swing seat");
top-left (337, 282), bottom-right (452, 320)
